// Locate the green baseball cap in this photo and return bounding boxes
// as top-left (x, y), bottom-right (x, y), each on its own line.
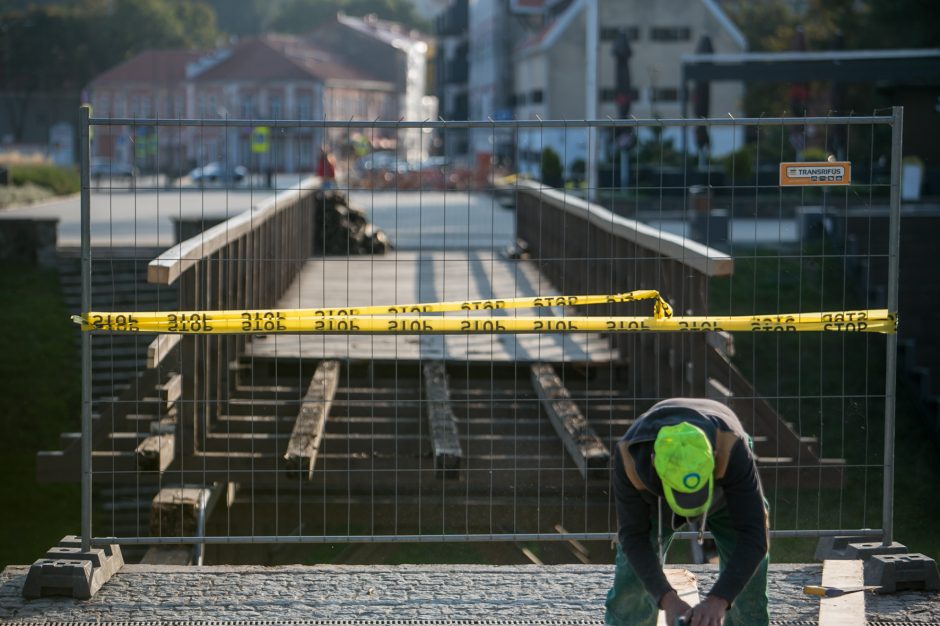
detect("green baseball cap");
top-left (653, 422), bottom-right (714, 517)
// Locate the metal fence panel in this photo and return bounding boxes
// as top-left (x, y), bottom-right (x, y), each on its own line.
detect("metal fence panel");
top-left (66, 110), bottom-right (901, 564)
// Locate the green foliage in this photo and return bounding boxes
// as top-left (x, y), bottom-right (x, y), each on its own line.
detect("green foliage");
top-left (719, 0), bottom-right (940, 116)
top-left (0, 263), bottom-right (81, 568)
top-left (539, 147), bottom-right (563, 188)
top-left (633, 127), bottom-right (683, 167)
top-left (801, 146), bottom-right (830, 162)
top-left (721, 145), bottom-right (754, 182)
top-left (269, 0), bottom-right (429, 34)
top-left (10, 165), bottom-right (80, 195)
top-left (0, 0), bottom-right (219, 93)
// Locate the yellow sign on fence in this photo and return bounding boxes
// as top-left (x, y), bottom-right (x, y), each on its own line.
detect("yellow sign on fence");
top-left (779, 161), bottom-right (851, 186)
top-left (251, 126), bottom-right (270, 153)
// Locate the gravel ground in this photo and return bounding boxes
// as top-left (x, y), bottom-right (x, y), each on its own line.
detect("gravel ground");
top-left (1, 563), bottom-right (937, 624)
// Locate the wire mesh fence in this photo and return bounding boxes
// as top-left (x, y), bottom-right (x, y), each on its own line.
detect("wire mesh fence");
top-left (60, 110), bottom-right (902, 564)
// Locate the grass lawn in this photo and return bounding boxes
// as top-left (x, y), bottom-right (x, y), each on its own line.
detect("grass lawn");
top-left (0, 262), bottom-right (81, 569)
top-left (707, 247), bottom-right (940, 562)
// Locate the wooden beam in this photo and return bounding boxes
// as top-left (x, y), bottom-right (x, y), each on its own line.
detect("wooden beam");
top-left (156, 373), bottom-right (182, 409)
top-left (284, 360), bottom-right (341, 479)
top-left (147, 334), bottom-right (181, 369)
top-left (422, 362), bottom-right (462, 478)
top-left (531, 363), bottom-right (609, 480)
top-left (657, 569), bottom-right (700, 626)
top-left (517, 181), bottom-right (733, 277)
top-left (150, 487), bottom-right (213, 538)
top-left (135, 434), bottom-right (174, 472)
top-left (819, 559), bottom-right (865, 626)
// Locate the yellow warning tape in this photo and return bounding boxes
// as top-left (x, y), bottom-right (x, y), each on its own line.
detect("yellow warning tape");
top-left (71, 288), bottom-right (895, 335)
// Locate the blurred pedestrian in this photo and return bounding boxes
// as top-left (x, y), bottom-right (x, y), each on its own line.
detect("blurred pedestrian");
top-left (317, 146), bottom-right (336, 189)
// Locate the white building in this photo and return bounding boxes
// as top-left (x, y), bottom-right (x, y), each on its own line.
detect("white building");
top-left (513, 0), bottom-right (747, 177)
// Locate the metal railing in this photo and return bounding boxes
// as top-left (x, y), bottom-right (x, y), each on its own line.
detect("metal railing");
top-left (62, 110), bottom-right (902, 562)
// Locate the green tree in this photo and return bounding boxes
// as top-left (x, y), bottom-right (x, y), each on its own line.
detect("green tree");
top-left (0, 0), bottom-right (219, 140)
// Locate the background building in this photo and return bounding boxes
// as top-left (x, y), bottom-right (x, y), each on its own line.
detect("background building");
top-left (85, 14), bottom-right (437, 174)
top-left (513, 0), bottom-right (747, 178)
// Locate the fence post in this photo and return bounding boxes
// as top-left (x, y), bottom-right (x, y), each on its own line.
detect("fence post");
top-left (882, 106), bottom-right (904, 546)
top-left (79, 105), bottom-right (92, 553)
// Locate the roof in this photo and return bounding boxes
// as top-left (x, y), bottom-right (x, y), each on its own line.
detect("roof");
top-left (515, 0), bottom-right (747, 58)
top-left (191, 35), bottom-right (389, 85)
top-left (682, 48), bottom-right (940, 83)
top-left (336, 12), bottom-right (432, 49)
top-left (90, 49), bottom-right (205, 85)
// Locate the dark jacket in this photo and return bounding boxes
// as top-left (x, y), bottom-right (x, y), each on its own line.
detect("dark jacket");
top-left (613, 398), bottom-right (769, 605)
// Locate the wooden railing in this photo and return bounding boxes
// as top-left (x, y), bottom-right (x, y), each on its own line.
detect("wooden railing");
top-left (514, 181), bottom-right (836, 485)
top-left (147, 177), bottom-right (320, 450)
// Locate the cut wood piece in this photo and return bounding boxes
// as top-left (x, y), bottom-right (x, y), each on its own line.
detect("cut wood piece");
top-left (656, 569), bottom-right (700, 626)
top-left (819, 559), bottom-right (865, 626)
top-left (284, 360), bottom-right (341, 479)
top-left (150, 487), bottom-right (218, 538)
top-left (147, 334), bottom-right (181, 368)
top-left (422, 362), bottom-right (462, 478)
top-left (530, 363), bottom-right (610, 480)
top-left (156, 373), bottom-right (182, 409)
top-left (140, 546), bottom-right (192, 565)
top-left (135, 434), bottom-right (174, 472)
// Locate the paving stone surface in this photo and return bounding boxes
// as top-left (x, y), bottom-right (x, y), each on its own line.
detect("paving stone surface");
top-left (1, 563), bottom-right (937, 624)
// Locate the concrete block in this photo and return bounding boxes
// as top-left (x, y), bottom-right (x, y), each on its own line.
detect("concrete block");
top-left (815, 535), bottom-right (877, 561)
top-left (22, 558), bottom-right (100, 600)
top-left (56, 535), bottom-right (124, 576)
top-left (846, 541), bottom-right (908, 561)
top-left (864, 553), bottom-right (940, 593)
top-left (22, 536), bottom-right (124, 599)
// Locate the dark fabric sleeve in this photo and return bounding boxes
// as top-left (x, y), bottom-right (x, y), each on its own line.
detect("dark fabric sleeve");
top-left (708, 438), bottom-right (769, 604)
top-left (613, 443), bottom-right (673, 604)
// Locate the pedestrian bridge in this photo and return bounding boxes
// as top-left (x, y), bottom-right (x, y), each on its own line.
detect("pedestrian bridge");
top-left (38, 179), bottom-right (848, 566)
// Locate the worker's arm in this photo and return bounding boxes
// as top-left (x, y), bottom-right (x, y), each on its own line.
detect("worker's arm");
top-left (708, 438), bottom-right (769, 604)
top-left (612, 444), bottom-right (673, 604)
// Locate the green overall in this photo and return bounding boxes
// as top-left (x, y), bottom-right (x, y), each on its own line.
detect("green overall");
top-left (603, 500), bottom-right (770, 626)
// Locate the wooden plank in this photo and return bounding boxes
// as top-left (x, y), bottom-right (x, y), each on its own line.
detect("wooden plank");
top-left (819, 559), bottom-right (865, 626)
top-left (284, 360), bottom-right (341, 479)
top-left (135, 434), bottom-right (174, 472)
top-left (157, 373), bottom-right (182, 408)
top-left (656, 569), bottom-right (701, 626)
top-left (423, 362), bottom-right (462, 477)
top-left (150, 487), bottom-right (211, 537)
top-left (147, 334), bottom-right (181, 369)
top-left (531, 363), bottom-right (609, 480)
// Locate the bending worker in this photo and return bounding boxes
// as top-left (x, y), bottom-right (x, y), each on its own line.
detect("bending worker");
top-left (605, 398), bottom-right (769, 626)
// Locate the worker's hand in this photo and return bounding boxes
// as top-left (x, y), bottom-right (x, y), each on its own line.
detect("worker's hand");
top-left (684, 594), bottom-right (729, 626)
top-left (660, 590), bottom-right (692, 626)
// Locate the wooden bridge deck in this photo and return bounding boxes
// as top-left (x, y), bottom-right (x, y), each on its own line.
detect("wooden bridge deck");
top-left (247, 251), bottom-right (617, 363)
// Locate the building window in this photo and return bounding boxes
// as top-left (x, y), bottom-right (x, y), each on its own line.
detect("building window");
top-left (270, 94), bottom-right (282, 119)
top-left (208, 94), bottom-right (217, 117)
top-left (241, 96), bottom-right (254, 119)
top-left (530, 90), bottom-right (543, 104)
top-left (129, 95), bottom-right (139, 116)
top-left (140, 97), bottom-right (151, 118)
top-left (601, 26), bottom-right (639, 42)
top-left (113, 94), bottom-right (125, 117)
top-left (297, 95), bottom-right (312, 119)
top-left (650, 27), bottom-right (691, 42)
top-left (651, 87), bottom-right (679, 102)
top-left (601, 88), bottom-right (640, 103)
